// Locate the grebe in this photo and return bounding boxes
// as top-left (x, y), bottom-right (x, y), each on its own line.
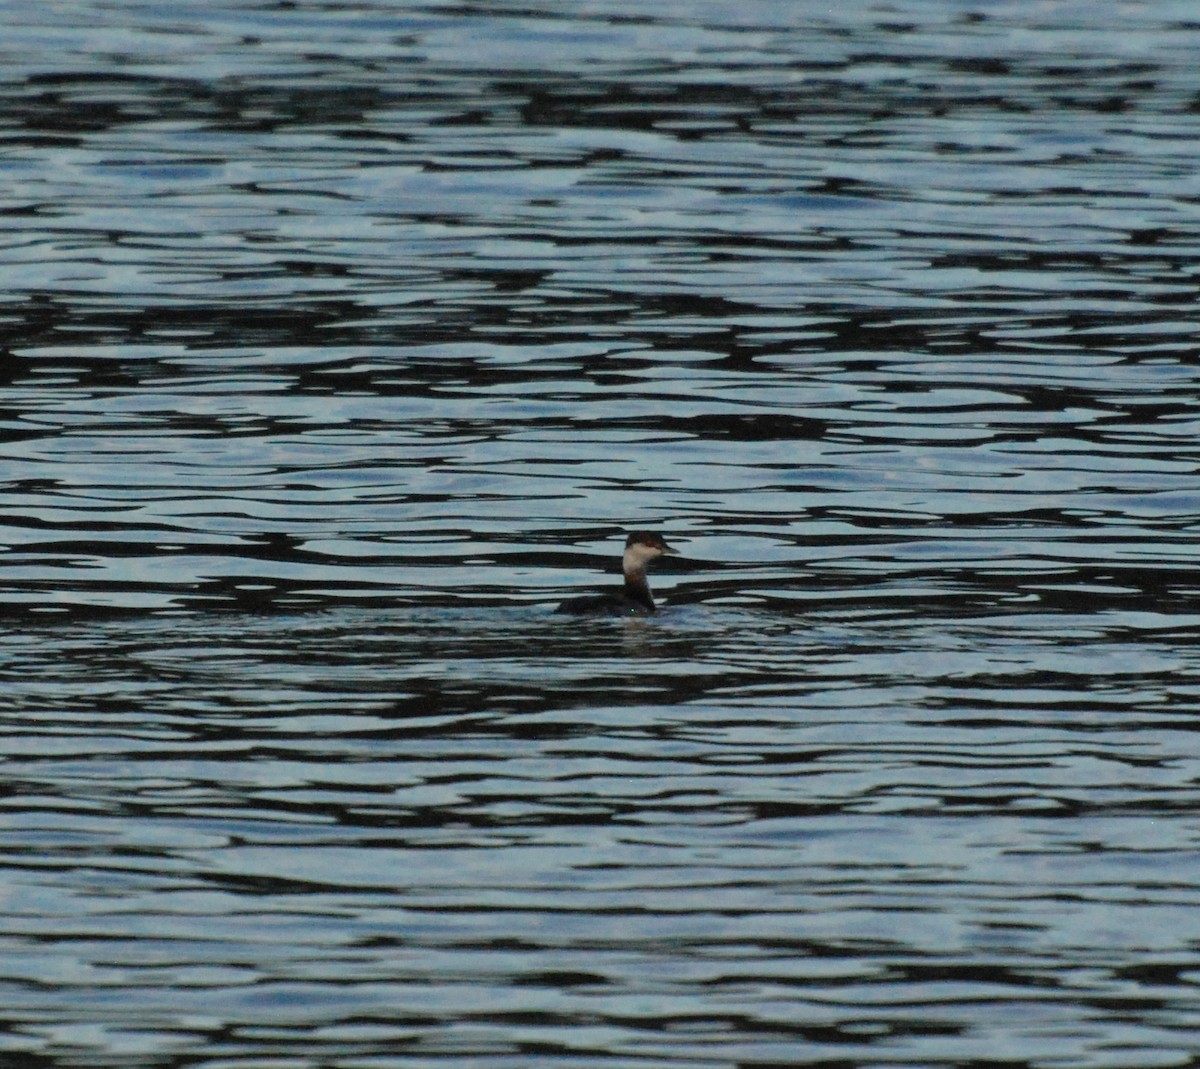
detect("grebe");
top-left (556, 531), bottom-right (679, 616)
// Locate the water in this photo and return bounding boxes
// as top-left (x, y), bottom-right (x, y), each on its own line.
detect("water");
top-left (3, 1), bottom-right (1200, 1066)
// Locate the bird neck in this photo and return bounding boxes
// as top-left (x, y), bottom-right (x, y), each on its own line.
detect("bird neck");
top-left (623, 552), bottom-right (654, 608)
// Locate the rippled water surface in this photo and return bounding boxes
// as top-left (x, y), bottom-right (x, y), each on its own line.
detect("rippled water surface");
top-left (4, 2), bottom-right (1200, 1066)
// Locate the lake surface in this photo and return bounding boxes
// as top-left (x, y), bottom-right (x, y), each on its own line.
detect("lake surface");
top-left (3, 2), bottom-right (1200, 1066)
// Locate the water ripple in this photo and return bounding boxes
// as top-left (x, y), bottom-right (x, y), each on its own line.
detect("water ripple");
top-left (5, 2), bottom-right (1200, 1067)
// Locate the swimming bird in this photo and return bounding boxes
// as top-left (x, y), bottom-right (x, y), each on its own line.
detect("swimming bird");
top-left (556, 531), bottom-right (679, 616)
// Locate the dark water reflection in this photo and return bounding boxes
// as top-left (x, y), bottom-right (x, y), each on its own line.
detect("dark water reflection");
top-left (4, 1), bottom-right (1200, 1066)
top-left (6, 607), bottom-right (1200, 1067)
